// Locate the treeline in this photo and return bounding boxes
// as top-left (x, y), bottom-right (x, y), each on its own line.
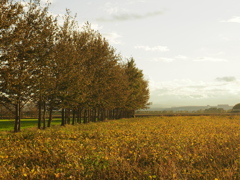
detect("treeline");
top-left (136, 108), bottom-right (232, 115)
top-left (0, 0), bottom-right (150, 132)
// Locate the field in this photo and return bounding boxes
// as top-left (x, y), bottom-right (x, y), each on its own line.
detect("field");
top-left (0, 116), bottom-right (240, 179)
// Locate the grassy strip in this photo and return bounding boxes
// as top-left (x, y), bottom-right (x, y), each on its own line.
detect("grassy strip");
top-left (0, 116), bottom-right (240, 179)
top-left (0, 119), bottom-right (61, 131)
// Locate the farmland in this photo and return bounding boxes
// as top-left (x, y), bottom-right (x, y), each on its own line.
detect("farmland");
top-left (0, 116), bottom-right (240, 179)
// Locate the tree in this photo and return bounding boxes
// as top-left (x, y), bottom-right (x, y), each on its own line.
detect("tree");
top-left (0, 0), bottom-right (57, 132)
top-left (27, 2), bottom-right (58, 129)
top-left (1, 0), bottom-right (30, 132)
top-left (50, 11), bottom-right (84, 126)
top-left (82, 31), bottom-right (122, 121)
top-left (123, 58), bottom-right (150, 117)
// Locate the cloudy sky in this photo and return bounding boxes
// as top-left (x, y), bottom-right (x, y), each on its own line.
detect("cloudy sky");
top-left (43, 0), bottom-right (240, 107)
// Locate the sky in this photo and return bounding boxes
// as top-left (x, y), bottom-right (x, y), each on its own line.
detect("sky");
top-left (41, 0), bottom-right (240, 108)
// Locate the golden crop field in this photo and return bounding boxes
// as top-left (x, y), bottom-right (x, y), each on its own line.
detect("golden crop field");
top-left (0, 116), bottom-right (240, 179)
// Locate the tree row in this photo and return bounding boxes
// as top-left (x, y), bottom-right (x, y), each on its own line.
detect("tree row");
top-left (0, 0), bottom-right (150, 132)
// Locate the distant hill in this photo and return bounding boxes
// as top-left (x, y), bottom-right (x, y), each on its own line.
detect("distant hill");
top-left (146, 104), bottom-right (233, 112)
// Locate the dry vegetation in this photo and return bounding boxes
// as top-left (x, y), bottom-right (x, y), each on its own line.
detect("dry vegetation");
top-left (0, 116), bottom-right (240, 179)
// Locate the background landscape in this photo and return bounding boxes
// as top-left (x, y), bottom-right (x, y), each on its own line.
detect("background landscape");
top-left (45, 0), bottom-right (240, 108)
top-left (1, 1), bottom-right (240, 179)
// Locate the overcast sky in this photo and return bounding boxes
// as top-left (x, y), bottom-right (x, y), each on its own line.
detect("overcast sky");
top-left (42, 0), bottom-right (240, 107)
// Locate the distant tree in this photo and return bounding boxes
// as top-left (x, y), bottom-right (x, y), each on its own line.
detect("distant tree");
top-left (22, 101), bottom-right (38, 118)
top-left (0, 104), bottom-right (13, 119)
top-left (204, 108), bottom-right (225, 113)
top-left (195, 109), bottom-right (204, 113)
top-left (123, 58), bottom-right (150, 117)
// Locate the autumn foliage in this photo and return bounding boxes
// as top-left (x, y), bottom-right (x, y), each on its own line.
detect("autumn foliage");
top-left (0, 116), bottom-right (240, 179)
top-left (0, 0), bottom-right (149, 132)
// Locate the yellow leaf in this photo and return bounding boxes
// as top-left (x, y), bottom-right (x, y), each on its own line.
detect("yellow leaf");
top-left (55, 173), bottom-right (61, 178)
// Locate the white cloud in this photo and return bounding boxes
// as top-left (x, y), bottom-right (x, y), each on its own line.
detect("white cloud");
top-left (103, 2), bottom-right (128, 15)
top-left (91, 24), bottom-right (103, 31)
top-left (215, 76), bottom-right (236, 82)
top-left (152, 57), bottom-right (174, 62)
top-left (149, 55), bottom-right (188, 63)
top-left (194, 57), bottom-right (228, 62)
top-left (219, 34), bottom-right (230, 41)
top-left (97, 11), bottom-right (164, 22)
top-left (103, 32), bottom-right (122, 45)
top-left (135, 45), bottom-right (169, 52)
top-left (127, 0), bottom-right (147, 4)
top-left (175, 55), bottom-right (188, 60)
top-left (148, 55), bottom-right (228, 63)
top-left (149, 78), bottom-right (240, 106)
top-left (98, 3), bottom-right (164, 22)
top-left (215, 51), bottom-right (225, 56)
top-left (221, 16), bottom-right (240, 23)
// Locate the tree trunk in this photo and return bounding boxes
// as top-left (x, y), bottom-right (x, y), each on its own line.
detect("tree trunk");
top-left (47, 107), bottom-right (53, 127)
top-left (98, 108), bottom-right (101, 121)
top-left (105, 109), bottom-right (108, 120)
top-left (101, 108), bottom-right (106, 121)
top-left (61, 108), bottom-right (65, 126)
top-left (109, 109), bottom-right (113, 120)
top-left (38, 99), bottom-right (42, 129)
top-left (14, 102), bottom-right (20, 132)
top-left (92, 108), bottom-right (96, 122)
top-left (112, 109), bottom-right (115, 120)
top-left (132, 110), bottom-right (135, 118)
top-left (42, 101), bottom-right (46, 129)
top-left (72, 109), bottom-right (75, 125)
top-left (66, 108), bottom-right (71, 124)
top-left (77, 107), bottom-right (82, 123)
top-left (96, 107), bottom-right (99, 121)
top-left (83, 109), bottom-right (87, 123)
top-left (87, 108), bottom-right (90, 123)
top-left (115, 108), bottom-right (119, 119)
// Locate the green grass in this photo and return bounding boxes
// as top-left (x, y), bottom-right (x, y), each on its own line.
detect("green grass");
top-left (0, 118), bottom-right (62, 131)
